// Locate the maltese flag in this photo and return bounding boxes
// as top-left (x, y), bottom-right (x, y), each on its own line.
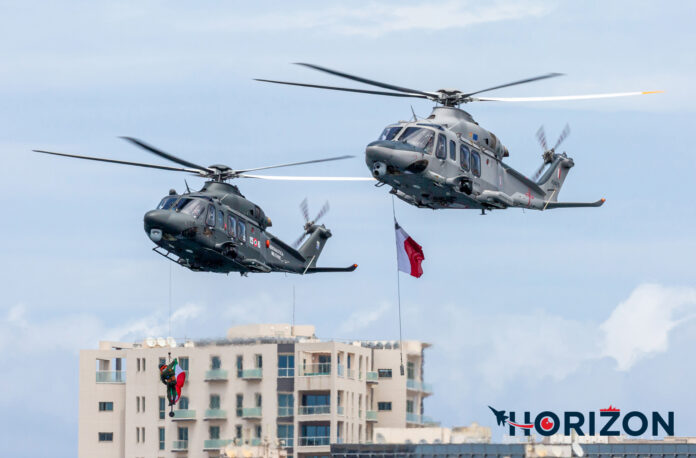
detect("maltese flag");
top-left (395, 221), bottom-right (424, 278)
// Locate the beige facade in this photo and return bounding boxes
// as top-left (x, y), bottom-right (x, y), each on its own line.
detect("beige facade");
top-left (78, 324), bottom-right (433, 458)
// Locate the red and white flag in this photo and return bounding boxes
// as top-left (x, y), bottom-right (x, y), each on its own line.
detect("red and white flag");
top-left (395, 221), bottom-right (424, 278)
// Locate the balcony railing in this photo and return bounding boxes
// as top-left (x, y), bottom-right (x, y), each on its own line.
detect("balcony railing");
top-left (204, 439), bottom-right (233, 449)
top-left (346, 369), bottom-right (355, 379)
top-left (172, 409), bottom-right (196, 420)
top-left (95, 371), bottom-right (125, 383)
top-left (407, 379), bottom-right (433, 393)
top-left (337, 406), bottom-right (344, 416)
top-left (204, 409), bottom-right (227, 419)
top-left (298, 405), bottom-right (330, 415)
top-left (299, 363), bottom-right (331, 376)
top-left (366, 371), bottom-right (378, 382)
top-left (205, 369), bottom-right (228, 381)
top-left (241, 368), bottom-right (262, 379)
top-left (172, 440), bottom-right (188, 450)
top-left (278, 406), bottom-right (293, 416)
top-left (366, 410), bottom-right (378, 421)
top-left (298, 436), bottom-right (330, 446)
top-left (407, 412), bottom-right (422, 424)
top-left (242, 407), bottom-right (262, 418)
top-left (250, 438), bottom-right (262, 446)
top-left (337, 364), bottom-right (345, 377)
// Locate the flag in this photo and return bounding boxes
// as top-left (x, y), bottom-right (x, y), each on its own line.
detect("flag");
top-left (395, 221), bottom-right (424, 278)
top-left (160, 358), bottom-right (187, 405)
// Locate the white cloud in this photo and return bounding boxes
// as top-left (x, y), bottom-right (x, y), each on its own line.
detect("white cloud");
top-left (338, 301), bottom-right (392, 334)
top-left (600, 284), bottom-right (696, 370)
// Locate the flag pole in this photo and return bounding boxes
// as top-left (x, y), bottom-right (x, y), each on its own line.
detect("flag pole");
top-left (391, 195), bottom-right (405, 377)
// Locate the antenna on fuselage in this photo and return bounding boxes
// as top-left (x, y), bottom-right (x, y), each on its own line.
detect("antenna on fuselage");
top-left (410, 105), bottom-right (418, 122)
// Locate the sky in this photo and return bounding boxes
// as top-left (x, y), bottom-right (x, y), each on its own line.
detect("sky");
top-left (1, 0), bottom-right (695, 456)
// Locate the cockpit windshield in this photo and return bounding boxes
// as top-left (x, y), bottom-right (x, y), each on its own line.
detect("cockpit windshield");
top-left (397, 127), bottom-right (435, 154)
top-left (179, 199), bottom-right (207, 218)
top-left (378, 126), bottom-right (402, 141)
top-left (157, 196), bottom-right (177, 210)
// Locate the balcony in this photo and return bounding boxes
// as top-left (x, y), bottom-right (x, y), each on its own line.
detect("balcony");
top-left (242, 407), bottom-right (262, 419)
top-left (204, 439), bottom-right (233, 450)
top-left (366, 410), bottom-right (378, 421)
top-left (278, 406), bottom-right (293, 417)
top-left (95, 371), bottom-right (125, 383)
top-left (205, 369), bottom-right (228, 381)
top-left (298, 436), bottom-right (330, 446)
top-left (298, 363), bottom-right (331, 376)
top-left (250, 438), bottom-right (262, 446)
top-left (366, 371), bottom-right (378, 383)
top-left (204, 409), bottom-right (227, 420)
top-left (172, 440), bottom-right (188, 450)
top-left (298, 405), bottom-right (330, 415)
top-left (406, 412), bottom-right (422, 424)
top-left (172, 410), bottom-right (196, 421)
top-left (337, 406), bottom-right (344, 416)
top-left (407, 379), bottom-right (433, 394)
top-left (241, 368), bottom-right (263, 379)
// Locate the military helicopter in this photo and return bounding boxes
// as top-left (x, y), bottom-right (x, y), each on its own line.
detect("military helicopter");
top-left (33, 137), bottom-right (370, 275)
top-left (257, 63), bottom-right (661, 211)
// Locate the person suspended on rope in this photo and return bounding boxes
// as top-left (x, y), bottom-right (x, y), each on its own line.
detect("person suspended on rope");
top-left (159, 357), bottom-right (186, 415)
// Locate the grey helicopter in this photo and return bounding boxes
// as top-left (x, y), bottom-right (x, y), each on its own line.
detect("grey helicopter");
top-left (33, 137), bottom-right (366, 275)
top-left (257, 63), bottom-right (661, 211)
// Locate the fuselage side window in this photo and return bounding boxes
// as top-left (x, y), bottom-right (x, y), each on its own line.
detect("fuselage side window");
top-left (449, 140), bottom-right (456, 161)
top-left (228, 215), bottom-right (236, 238)
top-left (435, 134), bottom-right (447, 159)
top-left (180, 199), bottom-right (206, 218)
top-left (471, 151), bottom-right (481, 177)
top-left (237, 220), bottom-right (246, 243)
top-left (378, 126), bottom-right (402, 141)
top-left (217, 210), bottom-right (225, 230)
top-left (460, 144), bottom-right (470, 171)
top-left (206, 205), bottom-right (216, 227)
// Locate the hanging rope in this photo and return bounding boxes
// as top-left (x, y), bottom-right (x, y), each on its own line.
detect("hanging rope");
top-left (168, 262), bottom-right (172, 338)
top-left (391, 195), bottom-right (405, 376)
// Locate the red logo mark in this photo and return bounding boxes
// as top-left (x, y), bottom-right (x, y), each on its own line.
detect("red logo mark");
top-left (540, 417), bottom-right (554, 431)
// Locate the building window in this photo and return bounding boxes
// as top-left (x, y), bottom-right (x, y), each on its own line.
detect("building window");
top-left (136, 396), bottom-right (140, 412)
top-left (255, 425), bottom-right (262, 439)
top-left (277, 424), bottom-right (294, 448)
top-left (137, 358), bottom-right (140, 372)
top-left (159, 357), bottom-right (166, 367)
top-left (179, 396), bottom-right (189, 410)
top-left (406, 400), bottom-right (414, 414)
top-left (407, 362), bottom-right (415, 380)
top-left (378, 402), bottom-right (392, 411)
top-left (210, 394), bottom-right (221, 410)
top-left (377, 369), bottom-right (392, 378)
top-left (142, 358), bottom-right (146, 372)
top-left (278, 393), bottom-right (293, 416)
top-left (159, 397), bottom-right (166, 419)
top-left (211, 356), bottom-right (221, 370)
top-left (300, 424), bottom-right (330, 445)
top-left (210, 426), bottom-right (220, 440)
top-left (236, 355), bottom-right (243, 377)
top-left (235, 425), bottom-right (242, 440)
top-left (159, 427), bottom-right (165, 450)
top-left (98, 432), bottom-right (113, 442)
top-left (178, 427), bottom-right (188, 442)
top-left (278, 354), bottom-right (294, 377)
top-left (141, 396), bottom-right (145, 412)
top-left (255, 393), bottom-right (262, 408)
top-left (179, 357), bottom-right (189, 371)
top-left (98, 402), bottom-right (113, 411)
top-left (255, 354), bottom-right (263, 368)
top-left (236, 394), bottom-right (243, 417)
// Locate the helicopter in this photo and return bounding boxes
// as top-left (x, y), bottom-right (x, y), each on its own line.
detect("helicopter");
top-left (33, 137), bottom-right (370, 275)
top-left (257, 63), bottom-right (661, 211)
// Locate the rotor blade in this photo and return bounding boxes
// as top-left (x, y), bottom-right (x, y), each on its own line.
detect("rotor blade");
top-left (120, 136), bottom-right (212, 172)
top-left (236, 155), bottom-right (355, 174)
top-left (314, 201), bottom-right (330, 223)
top-left (553, 124), bottom-right (571, 150)
top-left (293, 233), bottom-right (308, 248)
top-left (295, 63), bottom-right (438, 98)
top-left (531, 163), bottom-right (547, 182)
top-left (254, 79), bottom-right (430, 99)
top-left (300, 198), bottom-right (310, 224)
top-left (33, 150), bottom-right (203, 174)
top-left (238, 174), bottom-right (375, 181)
top-left (473, 91), bottom-right (663, 102)
top-left (463, 73), bottom-right (564, 97)
top-left (536, 126), bottom-right (548, 151)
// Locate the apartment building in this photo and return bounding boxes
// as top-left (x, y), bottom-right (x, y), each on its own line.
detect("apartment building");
top-left (78, 323), bottom-right (434, 458)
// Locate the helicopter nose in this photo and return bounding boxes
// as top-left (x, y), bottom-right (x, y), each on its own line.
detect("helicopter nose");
top-left (365, 140), bottom-right (428, 172)
top-left (144, 210), bottom-right (193, 241)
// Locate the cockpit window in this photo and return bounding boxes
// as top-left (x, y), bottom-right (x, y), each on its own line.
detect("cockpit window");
top-left (378, 126), bottom-right (402, 141)
top-left (397, 127), bottom-right (435, 154)
top-left (228, 215), bottom-right (236, 238)
top-left (217, 210), bottom-right (225, 229)
top-left (158, 197), bottom-right (177, 210)
top-left (460, 144), bottom-right (470, 171)
top-left (435, 134), bottom-right (447, 159)
top-left (206, 204), bottom-right (216, 226)
top-left (180, 199), bottom-right (206, 218)
top-left (237, 220), bottom-right (246, 242)
top-left (173, 198), bottom-right (192, 212)
top-left (449, 140), bottom-right (456, 161)
top-left (471, 151), bottom-right (481, 177)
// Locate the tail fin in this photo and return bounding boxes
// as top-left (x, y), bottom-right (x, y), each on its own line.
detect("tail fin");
top-left (535, 153), bottom-right (574, 202)
top-left (298, 224), bottom-right (332, 268)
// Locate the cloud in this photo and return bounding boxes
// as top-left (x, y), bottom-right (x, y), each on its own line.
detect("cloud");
top-left (338, 301), bottom-right (392, 334)
top-left (600, 284), bottom-right (696, 370)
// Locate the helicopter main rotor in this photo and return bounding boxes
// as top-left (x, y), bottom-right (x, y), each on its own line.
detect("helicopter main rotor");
top-left (256, 63), bottom-right (662, 107)
top-left (34, 136), bottom-right (373, 183)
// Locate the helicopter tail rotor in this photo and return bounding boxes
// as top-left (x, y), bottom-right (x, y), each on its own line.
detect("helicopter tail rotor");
top-left (293, 199), bottom-right (330, 248)
top-left (531, 124), bottom-right (571, 182)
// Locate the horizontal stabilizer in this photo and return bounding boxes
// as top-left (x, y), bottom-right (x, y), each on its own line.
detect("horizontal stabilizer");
top-left (305, 264), bottom-right (358, 274)
top-left (544, 198), bottom-right (605, 209)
